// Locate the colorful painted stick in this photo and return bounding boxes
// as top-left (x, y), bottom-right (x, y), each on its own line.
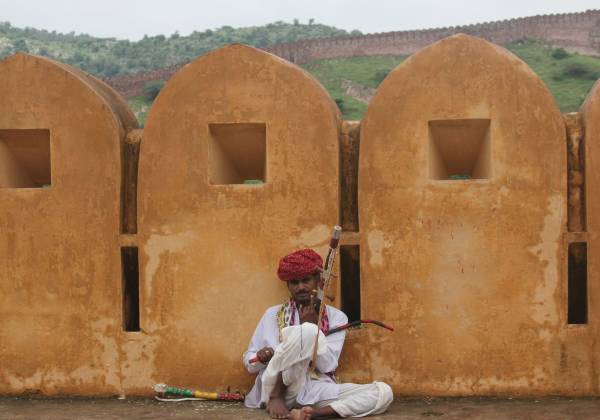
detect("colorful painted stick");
top-left (153, 383), bottom-right (244, 401)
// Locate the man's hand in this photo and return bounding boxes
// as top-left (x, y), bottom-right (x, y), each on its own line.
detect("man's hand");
top-left (298, 300), bottom-right (319, 325)
top-left (256, 347), bottom-right (275, 364)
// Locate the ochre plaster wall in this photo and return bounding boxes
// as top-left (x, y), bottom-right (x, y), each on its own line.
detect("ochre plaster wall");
top-left (344, 34), bottom-right (582, 395)
top-left (134, 44), bottom-right (341, 393)
top-left (581, 81), bottom-right (600, 395)
top-left (0, 54), bottom-right (138, 394)
top-left (0, 140), bottom-right (35, 187)
top-left (3, 36), bottom-right (599, 397)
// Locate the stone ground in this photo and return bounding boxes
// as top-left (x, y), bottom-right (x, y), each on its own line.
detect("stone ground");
top-left (1, 396), bottom-right (600, 419)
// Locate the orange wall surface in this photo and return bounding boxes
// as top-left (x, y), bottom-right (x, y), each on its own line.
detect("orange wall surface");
top-left (133, 44), bottom-right (341, 393)
top-left (349, 34), bottom-right (587, 395)
top-left (1, 37), bottom-right (599, 396)
top-left (0, 54), bottom-right (137, 394)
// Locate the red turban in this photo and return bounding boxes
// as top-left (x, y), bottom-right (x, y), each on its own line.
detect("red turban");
top-left (277, 249), bottom-right (323, 281)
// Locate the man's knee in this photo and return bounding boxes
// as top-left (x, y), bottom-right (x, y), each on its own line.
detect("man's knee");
top-left (375, 381), bottom-right (394, 411)
top-left (331, 381), bottom-right (393, 417)
top-left (300, 322), bottom-right (319, 340)
top-left (281, 322), bottom-right (319, 345)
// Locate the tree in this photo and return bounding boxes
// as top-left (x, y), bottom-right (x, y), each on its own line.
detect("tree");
top-left (104, 61), bottom-right (122, 76)
top-left (72, 51), bottom-right (84, 62)
top-left (0, 19), bottom-right (354, 77)
top-left (12, 39), bottom-right (29, 53)
top-left (373, 69), bottom-right (390, 85)
top-left (551, 48), bottom-right (569, 60)
top-left (143, 80), bottom-right (165, 101)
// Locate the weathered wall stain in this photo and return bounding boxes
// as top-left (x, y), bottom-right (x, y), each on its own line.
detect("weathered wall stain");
top-left (367, 230), bottom-right (391, 267)
top-left (144, 231), bottom-right (194, 300)
top-left (528, 195), bottom-right (564, 327)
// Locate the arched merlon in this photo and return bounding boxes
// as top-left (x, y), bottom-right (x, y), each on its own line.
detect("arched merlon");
top-left (580, 80), bottom-right (600, 369)
top-left (348, 34), bottom-right (571, 395)
top-left (0, 53), bottom-right (138, 395)
top-left (134, 44), bottom-right (341, 393)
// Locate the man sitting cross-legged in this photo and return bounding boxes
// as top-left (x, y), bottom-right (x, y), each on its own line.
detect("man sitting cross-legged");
top-left (243, 249), bottom-right (393, 419)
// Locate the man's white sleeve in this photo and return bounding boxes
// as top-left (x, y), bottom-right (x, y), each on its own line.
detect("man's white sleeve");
top-left (243, 310), bottom-right (269, 374)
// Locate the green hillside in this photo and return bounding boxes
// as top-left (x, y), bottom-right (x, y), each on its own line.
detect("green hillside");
top-left (1, 18), bottom-right (598, 122)
top-left (125, 41), bottom-right (600, 122)
top-left (300, 40), bottom-right (600, 120)
top-left (0, 20), bottom-right (358, 76)
top-left (506, 40), bottom-right (600, 111)
top-left (128, 41), bottom-right (600, 125)
top-left (303, 55), bottom-right (407, 120)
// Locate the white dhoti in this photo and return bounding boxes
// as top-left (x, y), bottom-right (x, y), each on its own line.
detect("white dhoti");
top-left (315, 382), bottom-right (394, 418)
top-left (260, 323), bottom-right (393, 418)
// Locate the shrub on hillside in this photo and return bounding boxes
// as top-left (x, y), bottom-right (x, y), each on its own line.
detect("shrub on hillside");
top-left (143, 80), bottom-right (165, 101)
top-left (551, 48), bottom-right (569, 59)
top-left (12, 39), bottom-right (29, 53)
top-left (373, 69), bottom-right (390, 85)
top-left (564, 63), bottom-right (600, 80)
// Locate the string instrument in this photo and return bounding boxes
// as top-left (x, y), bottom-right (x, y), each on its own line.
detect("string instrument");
top-left (248, 319), bottom-right (394, 364)
top-left (308, 225), bottom-right (342, 376)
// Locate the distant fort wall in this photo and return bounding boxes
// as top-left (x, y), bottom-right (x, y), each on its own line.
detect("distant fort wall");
top-left (106, 9), bottom-right (600, 97)
top-left (266, 9), bottom-right (600, 64)
top-left (106, 63), bottom-right (184, 97)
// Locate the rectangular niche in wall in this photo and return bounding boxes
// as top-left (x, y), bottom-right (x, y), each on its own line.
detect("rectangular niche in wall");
top-left (121, 247), bottom-right (140, 332)
top-left (568, 242), bottom-right (587, 325)
top-left (208, 123), bottom-right (266, 185)
top-left (0, 129), bottom-right (51, 188)
top-left (428, 119), bottom-right (491, 180)
top-left (340, 245), bottom-right (361, 322)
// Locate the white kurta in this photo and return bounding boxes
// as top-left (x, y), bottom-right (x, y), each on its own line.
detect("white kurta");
top-left (243, 304), bottom-right (348, 408)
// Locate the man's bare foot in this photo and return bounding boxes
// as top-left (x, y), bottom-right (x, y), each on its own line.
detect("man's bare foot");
top-left (267, 397), bottom-right (289, 419)
top-left (290, 407), bottom-right (313, 420)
